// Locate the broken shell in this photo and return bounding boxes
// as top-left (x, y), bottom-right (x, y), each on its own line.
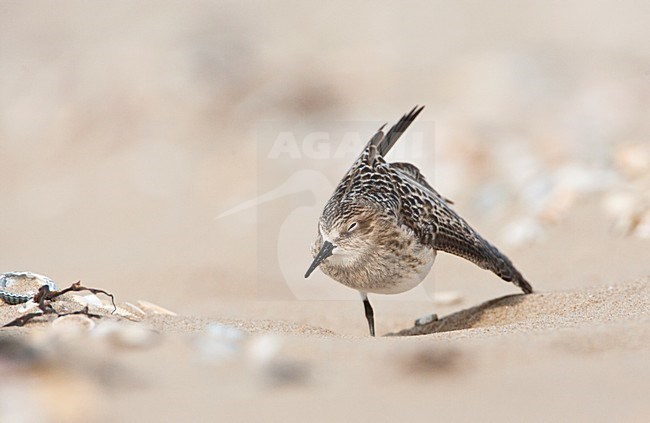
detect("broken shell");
top-left (122, 302), bottom-right (146, 316)
top-left (0, 272), bottom-right (57, 291)
top-left (0, 272), bottom-right (57, 305)
top-left (72, 294), bottom-right (103, 308)
top-left (111, 305), bottom-right (141, 321)
top-left (136, 300), bottom-right (177, 316)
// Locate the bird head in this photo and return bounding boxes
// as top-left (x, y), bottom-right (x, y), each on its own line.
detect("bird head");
top-left (304, 201), bottom-right (393, 278)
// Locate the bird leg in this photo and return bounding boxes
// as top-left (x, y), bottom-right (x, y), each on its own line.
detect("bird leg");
top-left (360, 292), bottom-right (375, 337)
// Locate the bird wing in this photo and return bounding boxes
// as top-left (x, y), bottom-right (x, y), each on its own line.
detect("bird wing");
top-left (390, 163), bottom-right (532, 295)
top-left (431, 200), bottom-right (533, 294)
top-left (390, 162), bottom-right (453, 204)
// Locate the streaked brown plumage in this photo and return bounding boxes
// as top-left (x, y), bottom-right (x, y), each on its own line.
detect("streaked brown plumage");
top-left (305, 106), bottom-right (533, 336)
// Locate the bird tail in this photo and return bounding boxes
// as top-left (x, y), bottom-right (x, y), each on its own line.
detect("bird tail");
top-left (377, 105), bottom-right (425, 156)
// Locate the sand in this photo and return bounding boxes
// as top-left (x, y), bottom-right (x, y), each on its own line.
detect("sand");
top-left (1, 2), bottom-right (649, 422)
top-left (1, 200), bottom-right (649, 423)
top-left (1, 274), bottom-right (648, 423)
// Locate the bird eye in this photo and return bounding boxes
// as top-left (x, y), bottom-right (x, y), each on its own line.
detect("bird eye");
top-left (347, 222), bottom-right (358, 232)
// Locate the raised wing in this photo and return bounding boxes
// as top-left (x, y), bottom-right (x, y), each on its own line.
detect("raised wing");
top-left (390, 162), bottom-right (453, 204)
top-left (390, 162), bottom-right (532, 295)
top-left (432, 206), bottom-right (533, 294)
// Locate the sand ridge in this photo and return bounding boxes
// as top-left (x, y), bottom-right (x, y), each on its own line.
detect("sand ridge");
top-left (1, 278), bottom-right (649, 422)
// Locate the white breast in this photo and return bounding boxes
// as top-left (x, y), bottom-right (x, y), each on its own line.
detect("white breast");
top-left (367, 249), bottom-right (436, 295)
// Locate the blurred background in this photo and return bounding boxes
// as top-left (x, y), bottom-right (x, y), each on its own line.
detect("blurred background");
top-left (1, 1), bottom-right (648, 325)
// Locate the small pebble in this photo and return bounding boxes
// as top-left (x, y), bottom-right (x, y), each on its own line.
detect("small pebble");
top-left (414, 313), bottom-right (438, 326)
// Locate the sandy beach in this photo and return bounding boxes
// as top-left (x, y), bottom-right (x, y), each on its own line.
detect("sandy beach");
top-left (1, 2), bottom-right (649, 422)
top-left (1, 204), bottom-right (648, 422)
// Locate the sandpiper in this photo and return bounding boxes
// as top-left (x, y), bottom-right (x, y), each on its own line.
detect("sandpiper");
top-left (304, 106), bottom-right (533, 336)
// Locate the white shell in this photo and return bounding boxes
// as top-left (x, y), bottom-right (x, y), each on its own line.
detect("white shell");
top-left (52, 314), bottom-right (96, 332)
top-left (72, 294), bottom-right (104, 308)
top-left (122, 302), bottom-right (146, 316)
top-left (136, 300), bottom-right (177, 316)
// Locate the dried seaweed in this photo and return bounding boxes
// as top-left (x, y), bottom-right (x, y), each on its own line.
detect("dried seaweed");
top-left (2, 281), bottom-right (115, 328)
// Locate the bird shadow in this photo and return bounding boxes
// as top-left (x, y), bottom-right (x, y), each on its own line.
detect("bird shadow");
top-left (388, 293), bottom-right (531, 336)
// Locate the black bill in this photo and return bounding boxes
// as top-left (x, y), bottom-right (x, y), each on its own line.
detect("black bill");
top-left (304, 241), bottom-right (335, 278)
